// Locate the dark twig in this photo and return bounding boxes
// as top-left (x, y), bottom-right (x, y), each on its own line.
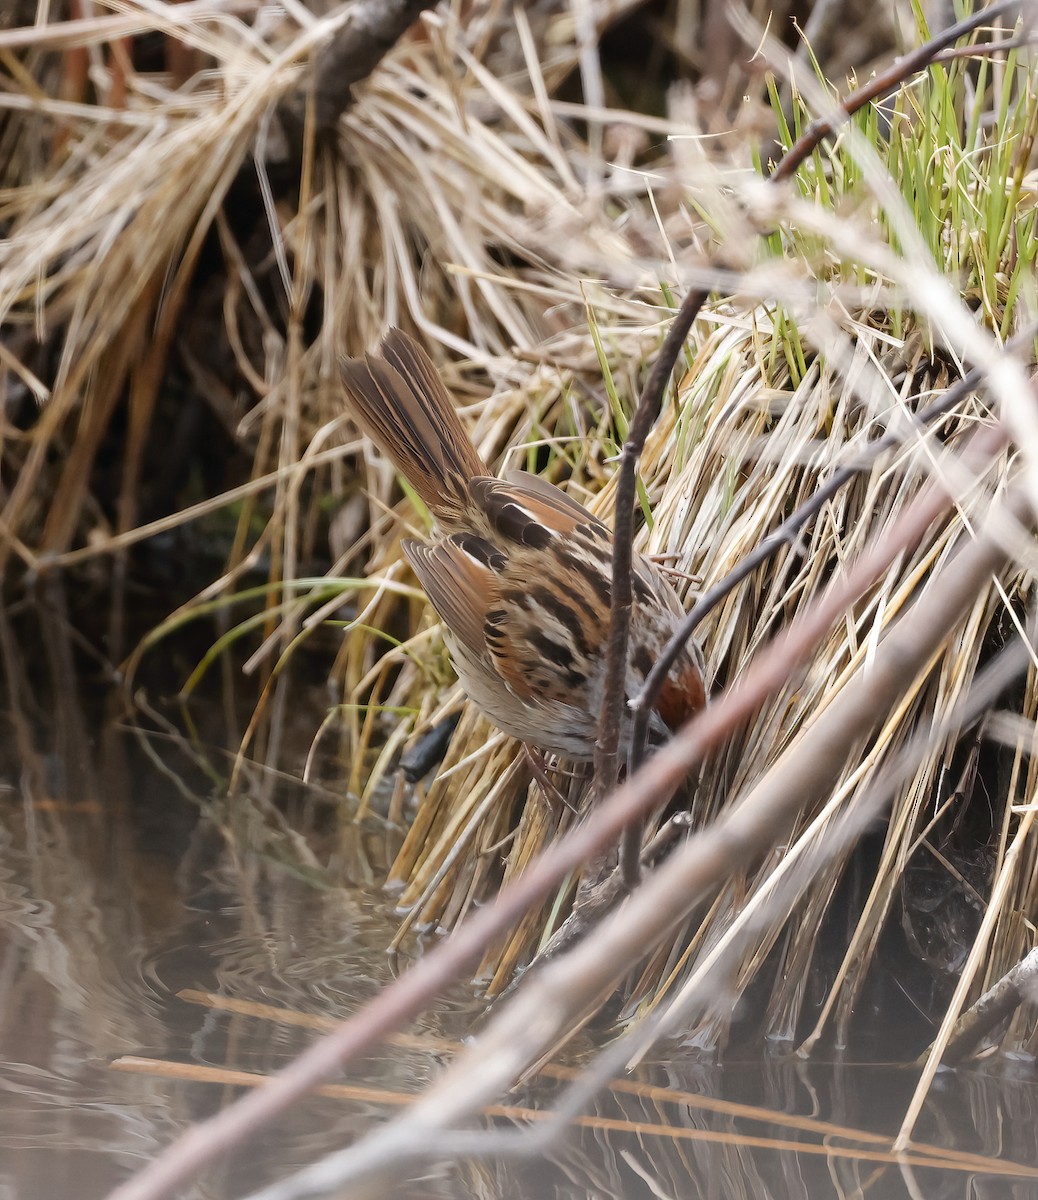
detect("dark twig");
top-left (274, 0), bottom-right (438, 166)
top-left (630, 317), bottom-right (1038, 774)
top-left (605, 0), bottom-right (1025, 887)
top-left (597, 287), bottom-right (712, 889)
top-left (310, 0), bottom-right (439, 132)
top-left (593, 286), bottom-right (711, 800)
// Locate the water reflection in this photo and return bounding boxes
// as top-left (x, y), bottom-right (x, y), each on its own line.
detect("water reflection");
top-left (1, 699), bottom-right (1037, 1198)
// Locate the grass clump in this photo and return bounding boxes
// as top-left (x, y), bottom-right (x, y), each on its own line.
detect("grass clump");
top-left (361, 9), bottom-right (1038, 1065)
top-left (1, 1), bottom-right (1036, 1069)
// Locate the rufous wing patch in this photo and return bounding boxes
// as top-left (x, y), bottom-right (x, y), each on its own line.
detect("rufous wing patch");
top-left (656, 662), bottom-right (706, 732)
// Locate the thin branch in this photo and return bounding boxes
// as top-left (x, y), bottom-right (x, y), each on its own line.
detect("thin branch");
top-left (771, 0), bottom-right (1025, 184)
top-left (606, 0), bottom-right (1026, 883)
top-left (934, 33), bottom-right (1038, 62)
top-left (593, 284), bottom-right (710, 802)
top-left (630, 320), bottom-right (1038, 772)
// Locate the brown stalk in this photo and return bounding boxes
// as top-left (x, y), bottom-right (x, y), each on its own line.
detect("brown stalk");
top-left (108, 1055), bottom-right (1038, 1182)
top-left (916, 946), bottom-right (1038, 1067)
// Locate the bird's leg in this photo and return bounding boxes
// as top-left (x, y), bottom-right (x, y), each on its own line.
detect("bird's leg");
top-left (523, 744), bottom-right (578, 816)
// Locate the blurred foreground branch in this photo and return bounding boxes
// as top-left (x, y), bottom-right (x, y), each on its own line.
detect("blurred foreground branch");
top-left (107, 409), bottom-right (1014, 1200)
top-left (245, 431), bottom-right (1026, 1199)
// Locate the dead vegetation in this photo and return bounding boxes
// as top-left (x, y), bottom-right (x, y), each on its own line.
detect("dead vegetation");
top-left (3, 1), bottom-right (1038, 1196)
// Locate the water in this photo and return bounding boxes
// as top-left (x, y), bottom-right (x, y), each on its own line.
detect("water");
top-left (2, 698), bottom-right (1037, 1198)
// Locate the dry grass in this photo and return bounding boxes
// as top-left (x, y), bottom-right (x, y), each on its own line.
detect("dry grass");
top-left (336, 4), bottom-right (1038, 1065)
top-left (2, 0), bottom-right (1037, 1081)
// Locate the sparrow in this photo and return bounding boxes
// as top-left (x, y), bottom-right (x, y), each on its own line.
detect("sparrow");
top-left (340, 329), bottom-right (706, 762)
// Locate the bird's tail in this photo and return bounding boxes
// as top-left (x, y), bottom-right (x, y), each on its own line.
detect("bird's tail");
top-left (340, 329), bottom-right (488, 519)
